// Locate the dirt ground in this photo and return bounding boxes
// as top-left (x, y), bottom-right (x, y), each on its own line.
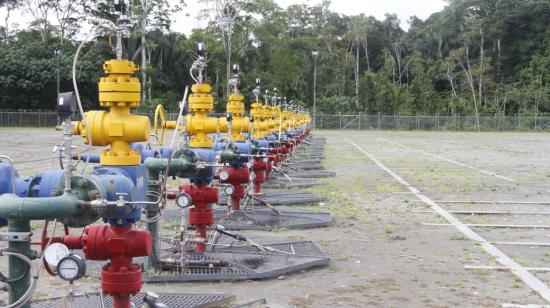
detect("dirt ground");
top-left (1, 128), bottom-right (550, 307)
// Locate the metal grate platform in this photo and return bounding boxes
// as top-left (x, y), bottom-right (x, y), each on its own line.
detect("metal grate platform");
top-left (263, 177), bottom-right (322, 189)
top-left (144, 240), bottom-right (329, 282)
top-left (213, 207), bottom-right (332, 230)
top-left (218, 190), bottom-right (326, 207)
top-left (283, 163), bottom-right (324, 171)
top-left (284, 170), bottom-right (335, 178)
top-left (161, 205), bottom-right (331, 230)
top-left (31, 292), bottom-right (234, 308)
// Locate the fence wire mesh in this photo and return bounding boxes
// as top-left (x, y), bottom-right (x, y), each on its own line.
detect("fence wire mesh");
top-left (1, 111), bottom-right (549, 132)
top-left (314, 114), bottom-right (550, 131)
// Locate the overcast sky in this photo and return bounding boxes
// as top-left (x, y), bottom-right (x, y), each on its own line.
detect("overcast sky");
top-left (1, 0), bottom-right (447, 34)
top-left (176, 0), bottom-right (447, 32)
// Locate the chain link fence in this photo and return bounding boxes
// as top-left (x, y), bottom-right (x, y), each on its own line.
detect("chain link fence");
top-left (2, 111), bottom-right (550, 132)
top-left (315, 114), bottom-right (550, 131)
top-left (0, 111), bottom-right (184, 128)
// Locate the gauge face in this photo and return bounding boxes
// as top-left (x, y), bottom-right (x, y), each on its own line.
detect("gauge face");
top-left (224, 185), bottom-right (235, 195)
top-left (219, 170), bottom-right (230, 181)
top-left (57, 254), bottom-right (85, 281)
top-left (176, 193), bottom-right (192, 208)
top-left (44, 243), bottom-right (70, 267)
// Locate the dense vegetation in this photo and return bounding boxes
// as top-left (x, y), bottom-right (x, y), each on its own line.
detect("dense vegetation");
top-left (0, 0), bottom-right (549, 118)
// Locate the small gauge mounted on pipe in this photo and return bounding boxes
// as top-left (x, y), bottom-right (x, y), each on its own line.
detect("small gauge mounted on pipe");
top-left (57, 254), bottom-right (86, 282)
top-left (176, 192), bottom-right (192, 209)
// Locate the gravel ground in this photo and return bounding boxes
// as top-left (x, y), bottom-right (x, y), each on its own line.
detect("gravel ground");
top-left (0, 128), bottom-right (550, 307)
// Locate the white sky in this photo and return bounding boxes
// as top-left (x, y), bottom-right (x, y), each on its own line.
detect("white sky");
top-left (1, 0), bottom-right (447, 35)
top-left (176, 0), bottom-right (447, 32)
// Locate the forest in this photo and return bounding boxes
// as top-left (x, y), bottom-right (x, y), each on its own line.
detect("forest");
top-left (0, 0), bottom-right (548, 118)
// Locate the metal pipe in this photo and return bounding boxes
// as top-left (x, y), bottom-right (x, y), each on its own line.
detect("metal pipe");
top-left (143, 157), bottom-right (195, 269)
top-left (8, 220), bottom-right (32, 308)
top-left (0, 193), bottom-right (84, 221)
top-left (143, 157), bottom-right (195, 176)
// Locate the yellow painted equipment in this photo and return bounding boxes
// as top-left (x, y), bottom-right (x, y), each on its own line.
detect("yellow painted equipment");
top-left (73, 59), bottom-right (150, 166)
top-left (250, 102), bottom-right (268, 139)
top-left (185, 83), bottom-right (228, 148)
top-left (267, 105), bottom-right (277, 133)
top-left (226, 94), bottom-right (250, 141)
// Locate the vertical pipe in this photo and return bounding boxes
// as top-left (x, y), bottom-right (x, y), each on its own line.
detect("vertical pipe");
top-left (112, 293), bottom-right (131, 308)
top-left (8, 220), bottom-right (32, 308)
top-left (144, 169), bottom-right (159, 270)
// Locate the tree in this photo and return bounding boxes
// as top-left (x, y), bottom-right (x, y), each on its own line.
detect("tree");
top-left (24, 0), bottom-right (54, 42)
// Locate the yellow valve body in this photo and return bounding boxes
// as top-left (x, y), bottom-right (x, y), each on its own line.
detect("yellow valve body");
top-left (186, 83), bottom-right (227, 148)
top-left (76, 59), bottom-right (150, 166)
top-left (226, 94), bottom-right (250, 142)
top-left (250, 102), bottom-right (267, 139)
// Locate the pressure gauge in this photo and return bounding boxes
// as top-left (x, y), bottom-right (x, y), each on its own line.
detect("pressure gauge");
top-left (176, 193), bottom-right (192, 209)
top-left (57, 254), bottom-right (86, 282)
top-left (44, 243), bottom-right (70, 267)
top-left (219, 170), bottom-right (230, 181)
top-left (224, 185), bottom-right (235, 195)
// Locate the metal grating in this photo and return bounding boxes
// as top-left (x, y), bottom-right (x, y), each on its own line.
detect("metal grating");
top-left (144, 240), bottom-right (329, 282)
top-left (285, 170), bottom-right (335, 178)
top-left (218, 191), bottom-right (326, 206)
top-left (32, 293), bottom-right (234, 308)
top-left (218, 211), bottom-right (267, 227)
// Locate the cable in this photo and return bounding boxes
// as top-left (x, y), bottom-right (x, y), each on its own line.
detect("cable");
top-left (72, 28), bottom-right (97, 174)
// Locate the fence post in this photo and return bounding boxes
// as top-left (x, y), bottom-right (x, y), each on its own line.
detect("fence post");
top-left (19, 111), bottom-right (22, 127)
top-left (339, 112), bottom-right (342, 129)
top-left (358, 113), bottom-right (361, 130)
top-left (377, 112), bottom-right (381, 130)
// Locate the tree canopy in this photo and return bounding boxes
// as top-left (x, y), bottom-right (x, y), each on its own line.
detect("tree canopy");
top-left (0, 0), bottom-right (548, 117)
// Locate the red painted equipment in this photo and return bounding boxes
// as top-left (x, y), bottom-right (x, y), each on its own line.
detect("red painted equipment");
top-left (252, 158), bottom-right (271, 196)
top-left (57, 225), bottom-right (152, 308)
top-left (180, 183), bottom-right (218, 252)
top-left (218, 166), bottom-right (250, 211)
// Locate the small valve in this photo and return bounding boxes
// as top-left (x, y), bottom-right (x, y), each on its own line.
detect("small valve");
top-left (115, 192), bottom-right (129, 207)
top-left (142, 292), bottom-right (168, 308)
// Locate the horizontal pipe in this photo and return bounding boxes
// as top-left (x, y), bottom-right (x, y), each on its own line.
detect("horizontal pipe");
top-left (0, 193), bottom-right (84, 221)
top-left (144, 157), bottom-right (195, 175)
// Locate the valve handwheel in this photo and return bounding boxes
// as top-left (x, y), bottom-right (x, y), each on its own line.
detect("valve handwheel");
top-left (37, 220), bottom-right (70, 276)
top-left (154, 104), bottom-right (168, 146)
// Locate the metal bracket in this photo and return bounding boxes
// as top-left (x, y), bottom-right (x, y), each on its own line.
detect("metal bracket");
top-left (0, 232), bottom-right (32, 242)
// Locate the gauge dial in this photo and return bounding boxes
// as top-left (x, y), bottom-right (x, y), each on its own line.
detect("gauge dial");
top-left (44, 243), bottom-right (70, 267)
top-left (219, 170), bottom-right (230, 181)
top-left (57, 254), bottom-right (86, 281)
top-left (176, 193), bottom-right (192, 209)
top-left (224, 185), bottom-right (235, 195)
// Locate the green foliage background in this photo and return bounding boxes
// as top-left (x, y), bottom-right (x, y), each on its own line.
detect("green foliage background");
top-left (0, 0), bottom-right (548, 115)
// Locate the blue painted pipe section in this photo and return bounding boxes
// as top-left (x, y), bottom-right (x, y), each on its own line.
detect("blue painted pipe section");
top-left (190, 148), bottom-right (215, 185)
top-left (0, 163), bottom-right (147, 226)
top-left (77, 144), bottom-right (172, 164)
top-left (0, 163), bottom-right (15, 226)
top-left (91, 165), bottom-right (148, 226)
top-left (30, 170), bottom-right (64, 197)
